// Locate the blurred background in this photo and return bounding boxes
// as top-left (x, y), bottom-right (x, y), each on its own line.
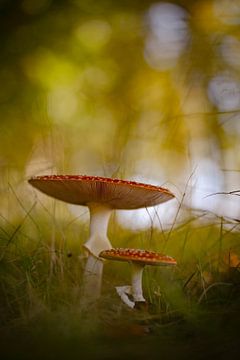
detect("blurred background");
top-left (0, 0), bottom-right (240, 231)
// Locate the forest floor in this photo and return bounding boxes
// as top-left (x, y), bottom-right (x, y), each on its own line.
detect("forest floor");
top-left (1, 210), bottom-right (240, 359)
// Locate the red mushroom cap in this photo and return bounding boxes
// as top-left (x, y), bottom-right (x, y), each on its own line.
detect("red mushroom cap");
top-left (99, 248), bottom-right (177, 266)
top-left (28, 175), bottom-right (174, 210)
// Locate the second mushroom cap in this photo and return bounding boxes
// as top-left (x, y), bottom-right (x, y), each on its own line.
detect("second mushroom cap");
top-left (99, 248), bottom-right (177, 266)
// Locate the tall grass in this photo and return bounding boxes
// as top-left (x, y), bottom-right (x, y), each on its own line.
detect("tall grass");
top-left (0, 188), bottom-right (240, 359)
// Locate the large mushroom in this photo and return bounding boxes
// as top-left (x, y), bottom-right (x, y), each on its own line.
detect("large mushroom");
top-left (100, 248), bottom-right (177, 308)
top-left (28, 175), bottom-right (174, 301)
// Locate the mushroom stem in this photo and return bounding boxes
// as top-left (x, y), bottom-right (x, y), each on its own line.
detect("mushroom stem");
top-left (82, 203), bottom-right (112, 300)
top-left (131, 262), bottom-right (146, 303)
top-left (82, 254), bottom-right (104, 301)
top-left (84, 203), bottom-right (112, 257)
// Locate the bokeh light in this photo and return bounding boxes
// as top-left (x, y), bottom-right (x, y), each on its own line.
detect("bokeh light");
top-left (208, 74), bottom-right (240, 111)
top-left (144, 2), bottom-right (190, 69)
top-left (0, 0), bottom-right (239, 231)
top-left (213, 0), bottom-right (240, 25)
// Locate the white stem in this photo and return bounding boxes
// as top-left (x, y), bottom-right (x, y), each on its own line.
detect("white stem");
top-left (131, 262), bottom-right (146, 302)
top-left (82, 254), bottom-right (103, 301)
top-left (83, 203), bottom-right (112, 257)
top-left (82, 203), bottom-right (112, 301)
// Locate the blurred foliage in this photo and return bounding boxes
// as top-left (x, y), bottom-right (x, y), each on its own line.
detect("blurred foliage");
top-left (1, 0), bottom-right (240, 182)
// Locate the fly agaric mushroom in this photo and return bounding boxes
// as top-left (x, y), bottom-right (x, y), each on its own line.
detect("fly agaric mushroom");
top-left (28, 175), bottom-right (174, 301)
top-left (99, 248), bottom-right (177, 308)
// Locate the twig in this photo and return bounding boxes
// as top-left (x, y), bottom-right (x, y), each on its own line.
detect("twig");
top-left (205, 190), bottom-right (240, 199)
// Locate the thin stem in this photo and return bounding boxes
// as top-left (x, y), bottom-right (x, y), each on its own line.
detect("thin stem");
top-left (83, 203), bottom-right (112, 258)
top-left (131, 262), bottom-right (146, 302)
top-left (82, 254), bottom-right (104, 301)
top-left (82, 203), bottom-right (113, 301)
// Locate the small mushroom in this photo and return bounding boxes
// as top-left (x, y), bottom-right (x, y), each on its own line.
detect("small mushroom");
top-left (28, 175), bottom-right (174, 301)
top-left (100, 248), bottom-right (177, 308)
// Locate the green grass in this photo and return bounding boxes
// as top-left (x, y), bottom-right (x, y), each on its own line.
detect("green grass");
top-left (0, 201), bottom-right (240, 359)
